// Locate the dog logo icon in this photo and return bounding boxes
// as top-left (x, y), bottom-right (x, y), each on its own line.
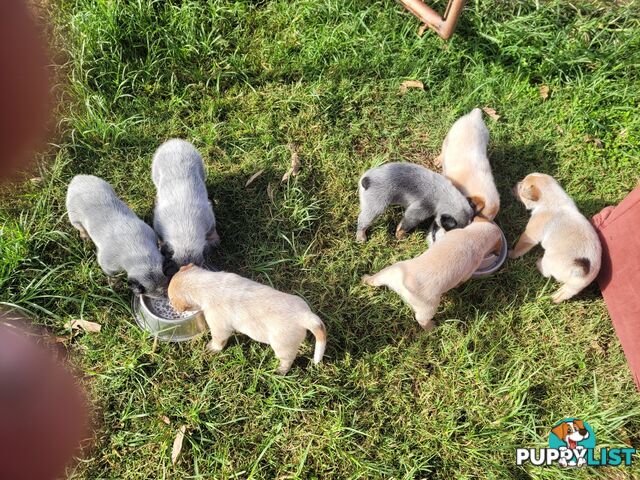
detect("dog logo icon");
top-left (549, 418), bottom-right (595, 467)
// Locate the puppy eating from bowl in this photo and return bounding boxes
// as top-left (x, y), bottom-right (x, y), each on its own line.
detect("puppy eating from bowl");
top-left (509, 173), bottom-right (602, 303)
top-left (362, 216), bottom-right (502, 330)
top-left (168, 264), bottom-right (327, 374)
top-left (356, 162), bottom-right (475, 242)
top-left (437, 108), bottom-right (500, 220)
top-left (152, 139), bottom-right (219, 268)
top-left (66, 174), bottom-right (170, 297)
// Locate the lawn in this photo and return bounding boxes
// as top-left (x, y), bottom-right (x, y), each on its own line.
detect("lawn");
top-left (2, 0), bottom-right (640, 478)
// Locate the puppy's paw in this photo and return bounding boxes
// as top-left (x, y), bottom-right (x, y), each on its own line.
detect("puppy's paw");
top-left (551, 290), bottom-right (568, 304)
top-left (355, 230), bottom-right (367, 243)
top-left (206, 229), bottom-right (221, 247)
top-left (418, 320), bottom-right (435, 331)
top-left (206, 340), bottom-right (224, 354)
top-left (361, 274), bottom-right (374, 286)
top-left (395, 224), bottom-right (407, 240)
top-left (507, 249), bottom-right (519, 259)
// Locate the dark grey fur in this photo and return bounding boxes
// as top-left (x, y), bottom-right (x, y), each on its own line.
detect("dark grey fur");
top-left (66, 175), bottom-right (169, 297)
top-left (356, 162), bottom-right (474, 242)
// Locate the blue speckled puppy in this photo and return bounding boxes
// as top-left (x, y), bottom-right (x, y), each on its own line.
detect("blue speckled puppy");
top-left (356, 162), bottom-right (474, 242)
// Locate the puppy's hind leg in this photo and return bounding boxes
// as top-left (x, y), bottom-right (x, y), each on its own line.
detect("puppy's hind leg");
top-left (414, 299), bottom-right (439, 331)
top-left (70, 220), bottom-right (89, 240)
top-left (536, 257), bottom-right (551, 277)
top-left (551, 282), bottom-right (585, 304)
top-left (206, 225), bottom-right (221, 248)
top-left (271, 333), bottom-right (304, 375)
top-left (362, 265), bottom-right (399, 288)
top-left (396, 202), bottom-right (428, 239)
top-left (356, 191), bottom-right (387, 243)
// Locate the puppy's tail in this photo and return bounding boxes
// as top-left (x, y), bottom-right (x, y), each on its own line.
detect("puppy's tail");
top-left (302, 313), bottom-right (327, 364)
top-left (571, 257), bottom-right (591, 277)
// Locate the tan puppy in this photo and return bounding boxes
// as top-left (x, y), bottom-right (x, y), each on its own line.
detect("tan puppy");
top-left (437, 108), bottom-right (500, 219)
top-left (362, 217), bottom-right (502, 330)
top-left (509, 173), bottom-right (601, 303)
top-left (168, 264), bottom-right (326, 374)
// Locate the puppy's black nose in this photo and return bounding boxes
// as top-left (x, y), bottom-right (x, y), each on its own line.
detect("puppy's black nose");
top-left (579, 429), bottom-right (588, 436)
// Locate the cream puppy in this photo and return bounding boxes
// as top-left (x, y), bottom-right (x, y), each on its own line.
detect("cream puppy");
top-left (362, 217), bottom-right (502, 330)
top-left (437, 108), bottom-right (500, 219)
top-left (168, 264), bottom-right (327, 374)
top-left (509, 173), bottom-right (601, 303)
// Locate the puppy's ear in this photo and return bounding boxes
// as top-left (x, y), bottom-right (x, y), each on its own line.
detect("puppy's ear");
top-left (179, 263), bottom-right (195, 272)
top-left (551, 422), bottom-right (569, 441)
top-left (522, 183), bottom-right (541, 201)
top-left (573, 419), bottom-right (585, 430)
top-left (128, 279), bottom-right (145, 296)
top-left (440, 215), bottom-right (458, 231)
top-left (163, 258), bottom-right (179, 278)
top-left (160, 242), bottom-right (174, 258)
top-left (469, 196), bottom-right (486, 215)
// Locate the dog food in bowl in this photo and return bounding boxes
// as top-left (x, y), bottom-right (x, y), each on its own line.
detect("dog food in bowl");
top-left (132, 295), bottom-right (207, 342)
top-left (147, 296), bottom-right (195, 319)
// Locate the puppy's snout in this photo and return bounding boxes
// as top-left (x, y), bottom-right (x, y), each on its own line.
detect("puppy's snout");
top-left (579, 429), bottom-right (588, 437)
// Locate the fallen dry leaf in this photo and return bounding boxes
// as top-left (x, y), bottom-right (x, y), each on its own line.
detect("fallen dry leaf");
top-left (539, 85), bottom-right (550, 100)
top-left (555, 124), bottom-right (564, 135)
top-left (266, 182), bottom-right (275, 203)
top-left (245, 169), bottom-right (264, 187)
top-left (30, 176), bottom-right (43, 184)
top-left (64, 319), bottom-right (101, 333)
top-left (160, 415), bottom-right (171, 425)
top-left (399, 80), bottom-right (424, 94)
top-left (482, 107), bottom-right (500, 121)
top-left (171, 425), bottom-right (186, 465)
top-left (584, 135), bottom-right (603, 148)
top-left (417, 23), bottom-right (428, 37)
top-left (281, 144), bottom-right (301, 183)
top-left (619, 128), bottom-right (628, 138)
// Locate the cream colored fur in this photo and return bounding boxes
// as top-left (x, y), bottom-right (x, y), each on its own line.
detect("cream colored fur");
top-left (509, 173), bottom-right (602, 303)
top-left (168, 264), bottom-right (326, 374)
top-left (438, 108), bottom-right (500, 220)
top-left (362, 218), bottom-right (502, 329)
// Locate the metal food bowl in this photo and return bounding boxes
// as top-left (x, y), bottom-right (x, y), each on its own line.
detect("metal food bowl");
top-left (471, 227), bottom-right (508, 279)
top-left (429, 222), bottom-right (508, 278)
top-left (132, 295), bottom-right (207, 342)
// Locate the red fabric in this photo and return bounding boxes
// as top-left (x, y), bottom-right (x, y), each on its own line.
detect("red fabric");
top-left (592, 186), bottom-right (640, 390)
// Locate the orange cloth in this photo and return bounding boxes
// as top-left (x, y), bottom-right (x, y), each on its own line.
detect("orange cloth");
top-left (592, 186), bottom-right (640, 390)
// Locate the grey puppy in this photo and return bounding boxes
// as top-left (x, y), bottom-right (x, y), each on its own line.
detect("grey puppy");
top-left (152, 139), bottom-right (219, 267)
top-left (356, 162), bottom-right (474, 242)
top-left (66, 175), bottom-right (169, 297)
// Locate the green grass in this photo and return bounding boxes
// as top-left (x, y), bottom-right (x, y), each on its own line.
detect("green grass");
top-left (2, 0), bottom-right (640, 477)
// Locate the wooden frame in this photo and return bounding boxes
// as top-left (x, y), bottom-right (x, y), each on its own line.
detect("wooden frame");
top-left (399, 0), bottom-right (466, 40)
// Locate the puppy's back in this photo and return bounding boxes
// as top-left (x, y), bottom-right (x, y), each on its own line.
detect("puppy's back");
top-left (66, 174), bottom-right (124, 214)
top-left (152, 139), bottom-right (205, 185)
top-left (360, 162), bottom-right (453, 202)
top-left (446, 108), bottom-right (489, 153)
top-left (409, 221), bottom-right (501, 293)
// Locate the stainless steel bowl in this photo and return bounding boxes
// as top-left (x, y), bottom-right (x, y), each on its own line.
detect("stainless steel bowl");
top-left (429, 222), bottom-right (508, 278)
top-left (471, 227), bottom-right (508, 278)
top-left (132, 295), bottom-right (207, 342)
